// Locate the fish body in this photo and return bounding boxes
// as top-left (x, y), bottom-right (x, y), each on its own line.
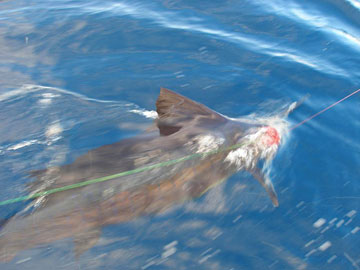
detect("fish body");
top-left (0, 88), bottom-right (290, 261)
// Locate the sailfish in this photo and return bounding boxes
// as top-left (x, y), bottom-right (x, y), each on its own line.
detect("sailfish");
top-left (0, 88), bottom-right (292, 262)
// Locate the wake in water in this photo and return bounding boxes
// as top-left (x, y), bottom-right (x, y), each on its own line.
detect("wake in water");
top-left (0, 84), bottom-right (157, 155)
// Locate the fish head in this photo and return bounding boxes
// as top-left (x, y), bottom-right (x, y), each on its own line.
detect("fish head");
top-left (226, 115), bottom-right (290, 171)
top-left (249, 124), bottom-right (282, 161)
top-left (255, 116), bottom-right (290, 158)
top-left (224, 116), bottom-right (290, 207)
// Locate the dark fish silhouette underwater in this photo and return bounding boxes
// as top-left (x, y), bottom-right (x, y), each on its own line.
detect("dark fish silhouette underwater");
top-left (0, 88), bottom-right (294, 262)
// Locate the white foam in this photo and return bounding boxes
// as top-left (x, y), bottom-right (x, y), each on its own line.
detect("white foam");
top-left (327, 255), bottom-right (337, 264)
top-left (351, 226), bottom-right (359, 234)
top-left (225, 147), bottom-right (256, 169)
top-left (305, 249), bottom-right (317, 257)
top-left (329, 218), bottom-right (338, 224)
top-left (232, 215), bottom-right (243, 223)
top-left (318, 241), bottom-right (332, 251)
top-left (38, 92), bottom-right (60, 105)
top-left (198, 249), bottom-right (220, 264)
top-left (346, 0), bottom-right (360, 9)
top-left (164, 241), bottom-right (178, 250)
top-left (4, 123), bottom-right (63, 152)
top-left (304, 239), bottom-right (315, 248)
top-left (313, 218), bottom-right (326, 228)
top-left (129, 109), bottom-right (158, 119)
top-left (0, 84), bottom-right (119, 104)
top-left (336, 219), bottom-right (344, 228)
top-left (38, 98), bottom-right (52, 105)
top-left (161, 241), bottom-right (178, 259)
top-left (296, 201), bottom-right (305, 208)
top-left (320, 226), bottom-right (330, 234)
top-left (15, 257), bottom-right (31, 264)
top-left (45, 123), bottom-right (63, 138)
top-left (346, 210), bottom-right (357, 218)
top-left (42, 93), bottom-right (60, 98)
top-left (161, 247), bottom-right (176, 259)
top-left (192, 135), bottom-right (225, 153)
top-left (7, 140), bottom-right (40, 151)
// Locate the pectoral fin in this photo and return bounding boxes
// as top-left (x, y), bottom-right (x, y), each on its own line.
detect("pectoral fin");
top-left (73, 228), bottom-right (101, 258)
top-left (251, 168), bottom-right (279, 207)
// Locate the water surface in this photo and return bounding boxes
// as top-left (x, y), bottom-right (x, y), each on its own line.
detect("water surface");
top-left (0, 0), bottom-right (359, 269)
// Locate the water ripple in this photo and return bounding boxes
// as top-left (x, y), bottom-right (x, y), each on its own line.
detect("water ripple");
top-left (345, 0), bottom-right (360, 10)
top-left (79, 1), bottom-right (353, 80)
top-left (253, 0), bottom-right (360, 52)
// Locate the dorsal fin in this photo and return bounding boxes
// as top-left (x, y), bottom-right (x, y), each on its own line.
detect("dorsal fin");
top-left (155, 88), bottom-right (226, 136)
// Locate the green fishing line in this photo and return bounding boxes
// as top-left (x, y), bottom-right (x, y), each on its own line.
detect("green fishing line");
top-left (0, 142), bottom-right (245, 206)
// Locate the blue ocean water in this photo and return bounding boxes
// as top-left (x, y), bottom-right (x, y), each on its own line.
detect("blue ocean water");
top-left (0, 0), bottom-right (359, 269)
